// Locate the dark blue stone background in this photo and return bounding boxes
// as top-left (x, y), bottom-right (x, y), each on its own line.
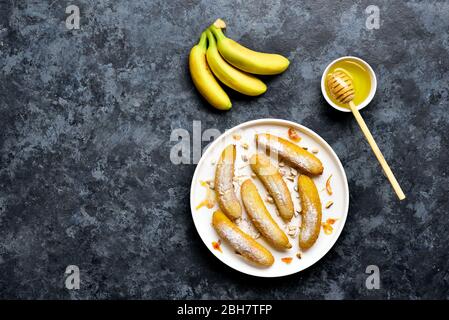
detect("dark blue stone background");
top-left (0, 0), bottom-right (448, 299)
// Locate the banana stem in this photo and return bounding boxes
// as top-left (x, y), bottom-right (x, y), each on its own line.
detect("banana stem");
top-left (210, 25), bottom-right (226, 41)
top-left (213, 18), bottom-right (227, 29)
top-left (205, 29), bottom-right (216, 47)
top-left (198, 31), bottom-right (207, 49)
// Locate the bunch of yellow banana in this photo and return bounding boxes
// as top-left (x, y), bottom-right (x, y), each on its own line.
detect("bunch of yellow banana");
top-left (189, 19), bottom-right (290, 111)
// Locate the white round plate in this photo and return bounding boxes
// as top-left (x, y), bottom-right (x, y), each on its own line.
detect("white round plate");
top-left (190, 119), bottom-right (349, 277)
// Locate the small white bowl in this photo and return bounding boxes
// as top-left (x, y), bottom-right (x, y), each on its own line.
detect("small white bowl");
top-left (321, 56), bottom-right (377, 112)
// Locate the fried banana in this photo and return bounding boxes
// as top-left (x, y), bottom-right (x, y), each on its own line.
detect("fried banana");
top-left (297, 175), bottom-right (322, 250)
top-left (212, 210), bottom-right (274, 267)
top-left (214, 145), bottom-right (242, 220)
top-left (241, 180), bottom-right (292, 250)
top-left (256, 133), bottom-right (323, 176)
top-left (250, 153), bottom-right (294, 221)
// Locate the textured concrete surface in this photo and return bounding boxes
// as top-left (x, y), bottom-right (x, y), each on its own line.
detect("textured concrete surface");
top-left (0, 0), bottom-right (448, 299)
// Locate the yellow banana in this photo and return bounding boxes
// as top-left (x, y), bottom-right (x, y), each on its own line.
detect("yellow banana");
top-left (210, 21), bottom-right (290, 75)
top-left (189, 32), bottom-right (232, 110)
top-left (205, 29), bottom-right (267, 96)
top-left (298, 175), bottom-right (322, 250)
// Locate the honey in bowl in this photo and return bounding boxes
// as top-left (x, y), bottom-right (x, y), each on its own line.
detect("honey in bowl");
top-left (325, 58), bottom-right (371, 109)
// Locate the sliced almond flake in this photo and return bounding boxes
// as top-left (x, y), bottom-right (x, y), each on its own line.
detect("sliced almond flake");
top-left (326, 174), bottom-right (333, 195)
top-left (266, 196), bottom-right (274, 204)
top-left (325, 200), bottom-right (334, 209)
top-left (311, 147), bottom-right (319, 154)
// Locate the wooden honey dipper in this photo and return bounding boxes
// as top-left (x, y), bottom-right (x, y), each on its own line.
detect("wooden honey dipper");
top-left (327, 70), bottom-right (406, 200)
